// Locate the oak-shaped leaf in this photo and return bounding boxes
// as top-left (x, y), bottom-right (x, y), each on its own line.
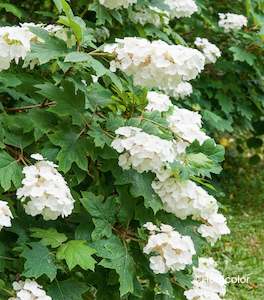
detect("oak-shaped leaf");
top-left (21, 242), bottom-right (57, 281)
top-left (56, 240), bottom-right (96, 271)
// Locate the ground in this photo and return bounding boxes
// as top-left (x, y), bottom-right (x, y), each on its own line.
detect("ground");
top-left (206, 159), bottom-right (264, 300)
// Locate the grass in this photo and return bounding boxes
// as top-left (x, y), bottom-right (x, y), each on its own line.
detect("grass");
top-left (206, 159), bottom-right (264, 299)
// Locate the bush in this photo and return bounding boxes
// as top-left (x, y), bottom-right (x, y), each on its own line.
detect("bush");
top-left (0, 0), bottom-right (262, 299)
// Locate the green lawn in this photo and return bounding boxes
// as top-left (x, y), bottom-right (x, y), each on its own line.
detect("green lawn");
top-left (206, 161), bottom-right (264, 299)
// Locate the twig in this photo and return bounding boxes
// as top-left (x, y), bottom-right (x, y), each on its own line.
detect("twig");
top-left (5, 101), bottom-right (56, 112)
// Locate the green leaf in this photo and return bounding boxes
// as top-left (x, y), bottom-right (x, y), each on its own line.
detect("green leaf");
top-left (114, 169), bottom-right (162, 214)
top-left (0, 151), bottom-right (22, 191)
top-left (187, 139), bottom-right (225, 163)
top-left (202, 110), bottom-right (233, 132)
top-left (215, 93), bottom-right (234, 115)
top-left (93, 235), bottom-right (135, 296)
top-left (57, 0), bottom-right (85, 43)
top-left (36, 81), bottom-right (86, 126)
top-left (21, 242), bottom-right (57, 281)
top-left (87, 83), bottom-right (113, 109)
top-left (57, 240), bottom-right (96, 271)
top-left (182, 152), bottom-right (220, 178)
top-left (48, 279), bottom-right (88, 300)
top-left (80, 192), bottom-right (116, 240)
top-left (89, 2), bottom-right (112, 25)
top-left (31, 228), bottom-right (67, 248)
top-left (80, 192), bottom-right (115, 221)
top-left (230, 46), bottom-right (256, 66)
top-left (92, 218), bottom-right (113, 240)
top-left (0, 3), bottom-right (23, 18)
top-left (186, 153), bottom-right (213, 169)
top-left (155, 275), bottom-right (174, 298)
top-left (64, 52), bottom-right (108, 77)
top-left (64, 51), bottom-right (91, 62)
top-left (174, 271), bottom-right (192, 289)
top-left (53, 0), bottom-right (63, 12)
top-left (84, 56), bottom-right (108, 77)
top-left (88, 124), bottom-right (112, 148)
top-left (49, 125), bottom-right (90, 173)
top-left (25, 27), bottom-right (68, 65)
top-left (28, 110), bottom-right (57, 139)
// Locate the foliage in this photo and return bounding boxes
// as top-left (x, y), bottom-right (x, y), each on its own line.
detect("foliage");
top-left (0, 0), bottom-right (263, 299)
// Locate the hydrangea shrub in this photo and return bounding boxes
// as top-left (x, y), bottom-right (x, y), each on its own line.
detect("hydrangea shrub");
top-left (0, 0), bottom-right (262, 299)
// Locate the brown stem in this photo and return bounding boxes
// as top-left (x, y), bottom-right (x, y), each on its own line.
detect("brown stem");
top-left (5, 145), bottom-right (30, 165)
top-left (5, 101), bottom-right (56, 112)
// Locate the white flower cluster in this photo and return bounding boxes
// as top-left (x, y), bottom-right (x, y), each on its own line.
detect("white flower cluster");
top-left (194, 38), bottom-right (221, 64)
top-left (99, 0), bottom-right (137, 9)
top-left (16, 154), bottom-right (74, 221)
top-left (0, 23), bottom-right (66, 72)
top-left (146, 91), bottom-right (172, 112)
top-left (164, 0), bottom-right (198, 19)
top-left (184, 257), bottom-right (226, 300)
top-left (0, 200), bottom-right (13, 231)
top-left (218, 13), bottom-right (247, 32)
top-left (20, 23), bottom-right (63, 35)
top-left (145, 92), bottom-right (209, 145)
top-left (172, 82), bottom-right (193, 99)
top-left (9, 279), bottom-right (51, 300)
top-left (111, 127), bottom-right (177, 176)
top-left (198, 213), bottom-right (230, 245)
top-left (0, 26), bottom-right (33, 71)
top-left (129, 7), bottom-right (169, 28)
top-left (167, 106), bottom-right (209, 144)
top-left (143, 223), bottom-right (195, 274)
top-left (152, 178), bottom-right (230, 244)
top-left (112, 91), bottom-right (229, 244)
top-left (20, 23), bottom-right (72, 47)
top-left (104, 37), bottom-right (205, 96)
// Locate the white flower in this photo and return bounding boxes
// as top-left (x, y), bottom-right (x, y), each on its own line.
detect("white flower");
top-left (0, 23), bottom-right (67, 72)
top-left (152, 179), bottom-right (218, 219)
top-left (9, 279), bottom-right (51, 300)
top-left (99, 0), bottom-right (137, 9)
top-left (143, 222), bottom-right (159, 232)
top-left (152, 178), bottom-right (230, 243)
top-left (129, 7), bottom-right (169, 27)
top-left (171, 82), bottom-right (193, 99)
top-left (16, 153), bottom-right (74, 220)
top-left (0, 201), bottom-right (13, 231)
top-left (105, 37), bottom-right (205, 95)
top-left (111, 126), bottom-right (178, 176)
top-left (184, 257), bottom-right (226, 300)
top-left (167, 106), bottom-right (209, 145)
top-left (164, 0), bottom-right (198, 18)
top-left (218, 13), bottom-right (247, 32)
top-left (20, 23), bottom-right (70, 45)
top-left (145, 91), bottom-right (172, 112)
top-left (20, 23), bottom-right (63, 35)
top-left (198, 213), bottom-right (230, 245)
top-left (143, 223), bottom-right (195, 274)
top-left (30, 153), bottom-right (44, 161)
top-left (0, 26), bottom-right (32, 71)
top-left (194, 38), bottom-right (221, 64)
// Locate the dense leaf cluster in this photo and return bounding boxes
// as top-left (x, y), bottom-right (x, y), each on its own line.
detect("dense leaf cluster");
top-left (0, 0), bottom-right (263, 299)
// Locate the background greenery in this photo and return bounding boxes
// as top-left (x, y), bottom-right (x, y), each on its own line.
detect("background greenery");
top-left (0, 0), bottom-right (263, 299)
top-left (207, 147), bottom-right (264, 300)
